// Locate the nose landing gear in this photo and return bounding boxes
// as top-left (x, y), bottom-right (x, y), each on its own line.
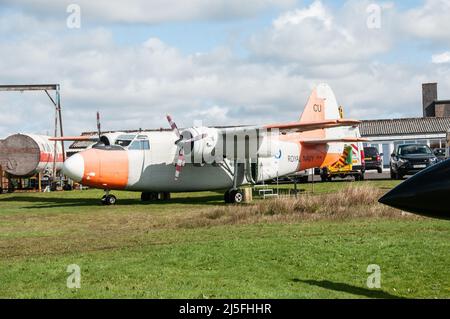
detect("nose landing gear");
top-left (101, 190), bottom-right (117, 205)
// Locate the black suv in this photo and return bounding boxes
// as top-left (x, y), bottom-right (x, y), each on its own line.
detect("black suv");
top-left (390, 144), bottom-right (438, 179)
top-left (364, 147), bottom-right (383, 173)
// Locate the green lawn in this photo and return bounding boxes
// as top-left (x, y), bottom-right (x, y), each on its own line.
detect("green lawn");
top-left (0, 181), bottom-right (449, 299)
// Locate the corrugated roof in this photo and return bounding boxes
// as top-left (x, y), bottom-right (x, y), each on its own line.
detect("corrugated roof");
top-left (360, 117), bottom-right (450, 137)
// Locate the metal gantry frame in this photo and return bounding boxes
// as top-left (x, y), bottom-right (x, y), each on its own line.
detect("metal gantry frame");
top-left (0, 84), bottom-right (65, 180)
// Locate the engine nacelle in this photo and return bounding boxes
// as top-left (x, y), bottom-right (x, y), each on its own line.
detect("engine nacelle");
top-left (98, 132), bottom-right (126, 146)
top-left (181, 127), bottom-right (220, 164)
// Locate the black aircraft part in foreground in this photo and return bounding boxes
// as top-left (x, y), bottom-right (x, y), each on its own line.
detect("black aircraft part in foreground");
top-left (379, 158), bottom-right (450, 220)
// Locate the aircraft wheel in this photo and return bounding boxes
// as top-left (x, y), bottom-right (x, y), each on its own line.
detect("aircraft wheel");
top-left (102, 195), bottom-right (117, 205)
top-left (141, 192), bottom-right (160, 202)
top-left (229, 190), bottom-right (244, 204)
top-left (161, 192), bottom-right (171, 201)
top-left (141, 192), bottom-right (151, 202)
top-left (224, 190), bottom-right (231, 204)
top-left (150, 192), bottom-right (159, 200)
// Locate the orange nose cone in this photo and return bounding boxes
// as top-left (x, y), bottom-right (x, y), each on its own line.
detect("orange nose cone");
top-left (80, 148), bottom-right (129, 189)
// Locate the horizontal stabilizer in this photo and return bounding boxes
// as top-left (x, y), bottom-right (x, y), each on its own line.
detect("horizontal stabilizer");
top-left (265, 119), bottom-right (360, 133)
top-left (301, 137), bottom-right (370, 145)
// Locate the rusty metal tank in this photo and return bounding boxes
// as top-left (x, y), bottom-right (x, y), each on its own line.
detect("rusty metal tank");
top-left (0, 134), bottom-right (63, 177)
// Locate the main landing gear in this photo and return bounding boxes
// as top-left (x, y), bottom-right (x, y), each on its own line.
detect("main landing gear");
top-left (224, 189), bottom-right (244, 204)
top-left (141, 192), bottom-right (171, 202)
top-left (100, 191), bottom-right (172, 205)
top-left (223, 159), bottom-right (246, 204)
top-left (101, 190), bottom-right (117, 205)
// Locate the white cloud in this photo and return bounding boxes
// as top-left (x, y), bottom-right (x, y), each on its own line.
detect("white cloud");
top-left (400, 0), bottom-right (450, 42)
top-left (432, 52), bottom-right (450, 64)
top-left (273, 1), bottom-right (332, 30)
top-left (249, 0), bottom-right (394, 65)
top-left (2, 0), bottom-right (296, 24)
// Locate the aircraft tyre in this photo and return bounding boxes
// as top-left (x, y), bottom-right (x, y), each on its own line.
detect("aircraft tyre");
top-left (161, 192), bottom-right (171, 200)
top-left (102, 194), bottom-right (117, 205)
top-left (224, 190), bottom-right (231, 203)
top-left (141, 192), bottom-right (159, 202)
top-left (227, 189), bottom-right (244, 204)
top-left (141, 192), bottom-right (150, 201)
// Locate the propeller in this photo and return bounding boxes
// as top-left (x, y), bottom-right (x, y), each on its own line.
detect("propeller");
top-left (166, 115), bottom-right (207, 180)
top-left (96, 111), bottom-right (101, 139)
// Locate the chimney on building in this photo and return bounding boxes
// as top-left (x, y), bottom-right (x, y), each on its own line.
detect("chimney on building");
top-left (422, 83), bottom-right (438, 117)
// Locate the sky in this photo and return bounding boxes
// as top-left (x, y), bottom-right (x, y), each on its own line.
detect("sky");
top-left (0, 0), bottom-right (450, 137)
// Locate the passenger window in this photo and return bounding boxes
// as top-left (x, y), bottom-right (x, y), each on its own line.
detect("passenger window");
top-left (142, 140), bottom-right (150, 150)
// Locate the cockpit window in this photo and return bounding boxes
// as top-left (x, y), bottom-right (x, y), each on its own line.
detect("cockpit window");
top-left (115, 134), bottom-right (136, 147)
top-left (128, 140), bottom-right (150, 150)
top-left (142, 140), bottom-right (150, 150)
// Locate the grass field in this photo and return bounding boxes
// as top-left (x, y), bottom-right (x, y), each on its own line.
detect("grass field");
top-left (0, 180), bottom-right (449, 299)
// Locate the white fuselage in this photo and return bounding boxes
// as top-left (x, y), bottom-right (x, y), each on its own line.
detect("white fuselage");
top-left (125, 131), bottom-right (300, 192)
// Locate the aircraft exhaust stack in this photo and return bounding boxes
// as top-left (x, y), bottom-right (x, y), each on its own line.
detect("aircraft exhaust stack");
top-left (379, 158), bottom-right (450, 220)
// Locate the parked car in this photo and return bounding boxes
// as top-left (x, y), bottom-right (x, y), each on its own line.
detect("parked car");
top-left (390, 144), bottom-right (438, 179)
top-left (364, 147), bottom-right (383, 173)
top-left (433, 148), bottom-right (447, 162)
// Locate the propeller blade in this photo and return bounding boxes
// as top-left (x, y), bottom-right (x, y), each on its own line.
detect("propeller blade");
top-left (96, 111), bottom-right (101, 138)
top-left (166, 114), bottom-right (180, 138)
top-left (183, 133), bottom-right (208, 144)
top-left (174, 149), bottom-right (185, 181)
